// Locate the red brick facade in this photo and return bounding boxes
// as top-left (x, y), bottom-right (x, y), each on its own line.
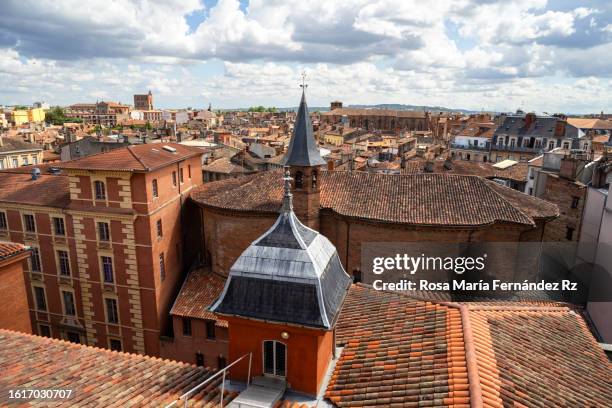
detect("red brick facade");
top-left (0, 245), bottom-right (32, 333)
top-left (0, 145), bottom-right (203, 355)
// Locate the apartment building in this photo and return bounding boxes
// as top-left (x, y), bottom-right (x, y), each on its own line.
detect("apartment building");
top-left (0, 136), bottom-right (43, 169)
top-left (0, 143), bottom-right (203, 355)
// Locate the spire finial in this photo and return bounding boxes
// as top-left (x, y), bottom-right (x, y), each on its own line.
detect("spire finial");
top-left (282, 166), bottom-right (293, 212)
top-left (300, 71), bottom-right (308, 91)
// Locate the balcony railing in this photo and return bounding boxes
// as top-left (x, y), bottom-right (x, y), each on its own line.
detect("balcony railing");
top-left (450, 143), bottom-right (490, 151)
top-left (165, 352), bottom-right (252, 408)
top-left (491, 144), bottom-right (543, 153)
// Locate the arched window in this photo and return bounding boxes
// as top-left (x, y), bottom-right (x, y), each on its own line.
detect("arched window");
top-left (295, 171), bottom-right (303, 189)
top-left (311, 170), bottom-right (318, 189)
top-left (263, 340), bottom-right (286, 377)
top-left (94, 180), bottom-right (106, 200)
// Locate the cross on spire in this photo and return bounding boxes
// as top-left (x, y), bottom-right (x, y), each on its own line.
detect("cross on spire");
top-left (300, 71), bottom-right (308, 90)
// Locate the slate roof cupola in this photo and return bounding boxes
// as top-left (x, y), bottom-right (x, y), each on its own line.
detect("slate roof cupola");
top-left (210, 168), bottom-right (351, 329)
top-left (283, 90), bottom-right (326, 167)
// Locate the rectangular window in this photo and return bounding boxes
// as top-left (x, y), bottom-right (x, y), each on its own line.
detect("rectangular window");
top-left (98, 222), bottom-right (110, 242)
top-left (39, 324), bottom-right (51, 337)
top-left (62, 290), bottom-right (76, 316)
top-left (156, 219), bottom-right (163, 238)
top-left (53, 217), bottom-right (65, 236)
top-left (182, 317), bottom-right (192, 336)
top-left (12, 157), bottom-right (18, 167)
top-left (206, 320), bottom-right (216, 339)
top-left (110, 339), bottom-right (122, 351)
top-left (172, 171), bottom-right (177, 187)
top-left (33, 286), bottom-right (47, 311)
top-left (22, 155), bottom-right (29, 165)
top-left (101, 256), bottom-right (114, 283)
top-left (94, 180), bottom-right (106, 200)
top-left (33, 156), bottom-right (38, 165)
top-left (152, 179), bottom-right (158, 198)
top-left (66, 331), bottom-right (80, 344)
top-left (188, 165), bottom-right (191, 179)
top-left (0, 211), bottom-right (7, 230)
top-left (571, 196), bottom-right (580, 209)
top-left (217, 356), bottom-right (227, 369)
top-left (57, 250), bottom-right (70, 276)
top-left (30, 247), bottom-right (42, 272)
top-left (105, 298), bottom-right (119, 324)
top-left (159, 253), bottom-right (165, 281)
top-left (195, 352), bottom-right (204, 367)
top-left (23, 214), bottom-right (36, 233)
top-left (179, 168), bottom-right (184, 183)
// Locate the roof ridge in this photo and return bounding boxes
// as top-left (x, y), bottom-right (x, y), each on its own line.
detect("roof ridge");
top-left (457, 304), bottom-right (484, 408)
top-left (126, 144), bottom-right (148, 170)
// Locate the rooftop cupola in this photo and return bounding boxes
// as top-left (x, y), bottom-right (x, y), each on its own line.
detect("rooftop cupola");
top-left (210, 168), bottom-right (351, 329)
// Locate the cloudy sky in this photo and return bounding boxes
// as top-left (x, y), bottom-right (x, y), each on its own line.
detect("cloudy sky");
top-left (0, 0), bottom-right (610, 113)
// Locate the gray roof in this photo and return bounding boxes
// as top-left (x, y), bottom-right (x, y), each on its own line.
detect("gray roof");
top-left (282, 91), bottom-right (327, 167)
top-left (210, 170), bottom-right (351, 329)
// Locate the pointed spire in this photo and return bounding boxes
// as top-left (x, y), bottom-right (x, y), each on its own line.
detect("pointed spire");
top-left (281, 166), bottom-right (293, 213)
top-left (283, 85), bottom-right (326, 167)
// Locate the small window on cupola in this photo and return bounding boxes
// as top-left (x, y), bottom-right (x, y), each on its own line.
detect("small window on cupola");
top-left (312, 170), bottom-right (318, 189)
top-left (295, 171), bottom-right (303, 189)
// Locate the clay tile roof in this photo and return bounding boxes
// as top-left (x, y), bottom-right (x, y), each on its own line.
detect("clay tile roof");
top-left (328, 284), bottom-right (470, 407)
top-left (0, 136), bottom-right (43, 152)
top-left (467, 305), bottom-right (612, 407)
top-left (56, 143), bottom-right (203, 172)
top-left (484, 180), bottom-right (559, 220)
top-left (203, 157), bottom-right (251, 175)
top-left (0, 172), bottom-right (70, 208)
top-left (0, 241), bottom-right (29, 260)
top-left (193, 169), bottom-right (558, 226)
top-left (0, 329), bottom-right (237, 407)
top-left (171, 268), bottom-right (228, 327)
top-left (326, 285), bottom-right (612, 407)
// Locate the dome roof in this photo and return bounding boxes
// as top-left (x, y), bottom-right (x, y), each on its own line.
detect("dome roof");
top-left (210, 169), bottom-right (351, 329)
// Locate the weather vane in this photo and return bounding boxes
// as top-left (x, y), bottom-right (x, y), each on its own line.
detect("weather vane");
top-left (300, 71), bottom-right (308, 90)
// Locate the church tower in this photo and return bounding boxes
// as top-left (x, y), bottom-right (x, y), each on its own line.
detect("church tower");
top-left (283, 84), bottom-right (327, 230)
top-left (210, 169), bottom-right (351, 397)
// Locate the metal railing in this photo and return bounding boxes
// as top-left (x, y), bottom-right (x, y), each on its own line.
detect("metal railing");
top-left (165, 353), bottom-right (252, 408)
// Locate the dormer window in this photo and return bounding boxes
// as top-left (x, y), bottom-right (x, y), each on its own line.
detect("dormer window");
top-left (94, 180), bottom-right (106, 200)
top-left (295, 171), bottom-right (303, 189)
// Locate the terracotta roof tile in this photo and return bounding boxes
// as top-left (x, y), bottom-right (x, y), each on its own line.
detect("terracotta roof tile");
top-left (467, 306), bottom-right (612, 407)
top-left (329, 284), bottom-right (470, 407)
top-left (0, 241), bottom-right (28, 260)
top-left (57, 143), bottom-right (203, 172)
top-left (0, 329), bottom-right (236, 407)
top-left (193, 169), bottom-right (558, 226)
top-left (170, 268), bottom-right (228, 327)
top-left (402, 158), bottom-right (529, 182)
top-left (0, 172), bottom-right (70, 208)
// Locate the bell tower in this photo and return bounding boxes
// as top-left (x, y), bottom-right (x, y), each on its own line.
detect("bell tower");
top-left (283, 74), bottom-right (327, 230)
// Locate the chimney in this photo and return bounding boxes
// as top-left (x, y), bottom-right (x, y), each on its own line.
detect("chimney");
top-left (524, 112), bottom-right (536, 129)
top-left (559, 156), bottom-right (579, 180)
top-left (327, 160), bottom-right (335, 171)
top-left (554, 119), bottom-right (566, 137)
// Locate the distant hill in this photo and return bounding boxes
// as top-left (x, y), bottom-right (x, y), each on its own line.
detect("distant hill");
top-left (279, 103), bottom-right (480, 114)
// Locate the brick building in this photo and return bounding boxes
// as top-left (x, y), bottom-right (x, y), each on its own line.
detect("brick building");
top-left (0, 143), bottom-right (203, 355)
top-left (134, 90), bottom-right (153, 110)
top-left (192, 92), bottom-right (559, 279)
top-left (321, 104), bottom-right (428, 132)
top-left (529, 149), bottom-right (590, 241)
top-left (0, 242), bottom-right (31, 333)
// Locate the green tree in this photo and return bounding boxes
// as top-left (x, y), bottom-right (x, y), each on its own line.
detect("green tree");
top-left (45, 106), bottom-right (69, 125)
